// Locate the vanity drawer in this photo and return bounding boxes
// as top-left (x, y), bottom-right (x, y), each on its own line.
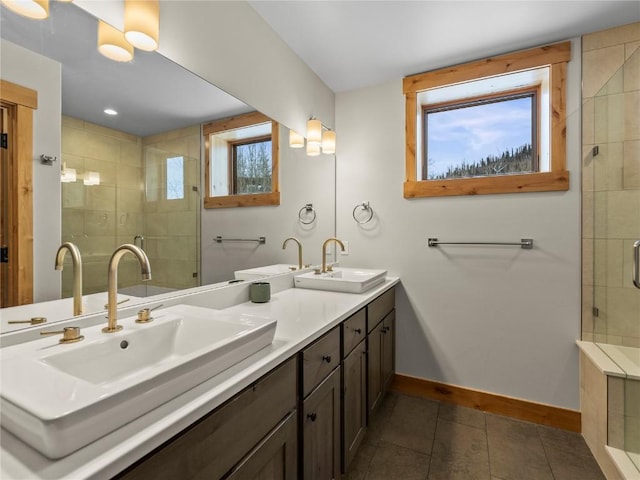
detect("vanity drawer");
top-left (117, 357), bottom-right (297, 480)
top-left (368, 288), bottom-right (395, 332)
top-left (342, 308), bottom-right (366, 358)
top-left (302, 327), bottom-right (340, 398)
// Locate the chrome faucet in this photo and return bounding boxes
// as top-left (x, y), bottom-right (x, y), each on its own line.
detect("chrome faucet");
top-left (321, 237), bottom-right (345, 273)
top-left (104, 244), bottom-right (151, 333)
top-left (55, 242), bottom-right (83, 316)
top-left (282, 237), bottom-right (303, 270)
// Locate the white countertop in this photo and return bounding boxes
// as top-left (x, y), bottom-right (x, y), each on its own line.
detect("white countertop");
top-left (0, 278), bottom-right (399, 480)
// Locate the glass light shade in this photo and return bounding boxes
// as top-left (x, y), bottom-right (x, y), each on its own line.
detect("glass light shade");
top-left (306, 119), bottom-right (322, 146)
top-left (98, 21), bottom-right (134, 62)
top-left (1, 0), bottom-right (49, 19)
top-left (289, 130), bottom-right (305, 148)
top-left (124, 0), bottom-right (159, 51)
top-left (60, 165), bottom-right (76, 183)
top-left (321, 130), bottom-right (336, 154)
top-left (306, 142), bottom-right (321, 157)
top-left (84, 171), bottom-right (100, 186)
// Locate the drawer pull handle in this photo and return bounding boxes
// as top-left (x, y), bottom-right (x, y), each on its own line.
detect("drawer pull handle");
top-left (322, 355), bottom-right (332, 363)
top-left (307, 413), bottom-right (317, 422)
top-left (353, 328), bottom-right (362, 334)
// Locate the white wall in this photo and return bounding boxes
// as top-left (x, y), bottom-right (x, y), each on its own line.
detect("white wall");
top-left (200, 129), bottom-right (336, 284)
top-left (1, 40), bottom-right (62, 302)
top-left (334, 38), bottom-right (582, 410)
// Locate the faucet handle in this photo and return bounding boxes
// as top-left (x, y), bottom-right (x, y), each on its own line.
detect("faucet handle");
top-left (41, 326), bottom-right (84, 344)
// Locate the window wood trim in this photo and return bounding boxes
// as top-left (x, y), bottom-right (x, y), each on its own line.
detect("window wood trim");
top-left (403, 41), bottom-right (571, 198)
top-left (0, 79), bottom-right (36, 305)
top-left (203, 112), bottom-right (279, 208)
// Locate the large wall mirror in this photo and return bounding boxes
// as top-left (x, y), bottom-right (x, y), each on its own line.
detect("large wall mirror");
top-left (0, 1), bottom-right (336, 332)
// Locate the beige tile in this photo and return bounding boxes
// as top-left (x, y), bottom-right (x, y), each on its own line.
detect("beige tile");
top-left (606, 190), bottom-right (640, 238)
top-left (605, 287), bottom-right (640, 337)
top-left (583, 331), bottom-right (595, 342)
top-left (117, 186), bottom-right (144, 213)
top-left (145, 212), bottom-right (168, 236)
top-left (84, 157), bottom-right (117, 187)
top-left (84, 210), bottom-right (116, 237)
top-left (594, 287), bottom-right (608, 334)
top-left (584, 45), bottom-right (625, 98)
top-left (117, 164), bottom-right (143, 189)
top-left (121, 140), bottom-right (143, 167)
top-left (625, 379), bottom-right (640, 418)
top-left (157, 237), bottom-right (190, 262)
top-left (583, 23), bottom-right (640, 52)
top-left (605, 334), bottom-right (623, 345)
top-left (623, 141), bottom-right (640, 189)
top-left (608, 411), bottom-right (625, 449)
top-left (583, 145), bottom-right (596, 192)
top-left (625, 412), bottom-right (640, 452)
top-left (583, 190), bottom-right (595, 239)
top-left (624, 90), bottom-right (640, 141)
top-left (584, 98), bottom-right (595, 145)
top-left (622, 336), bottom-right (640, 348)
top-left (624, 47), bottom-right (640, 93)
top-left (626, 40), bottom-right (640, 60)
top-left (166, 211), bottom-right (197, 236)
top-left (594, 94), bottom-right (625, 144)
top-left (85, 184), bottom-right (117, 212)
top-left (62, 115), bottom-right (83, 129)
top-left (593, 191), bottom-right (608, 238)
top-left (606, 239), bottom-right (624, 288)
top-left (584, 238), bottom-right (595, 287)
top-left (608, 377), bottom-right (625, 414)
top-left (62, 181), bottom-right (85, 209)
top-left (594, 239), bottom-right (607, 287)
top-left (84, 121), bottom-right (138, 143)
top-left (594, 142), bottom-right (624, 192)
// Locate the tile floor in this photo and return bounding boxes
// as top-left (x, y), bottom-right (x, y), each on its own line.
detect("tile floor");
top-left (344, 392), bottom-right (606, 480)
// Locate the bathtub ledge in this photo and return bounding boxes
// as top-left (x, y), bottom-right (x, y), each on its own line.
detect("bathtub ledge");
top-left (606, 446), bottom-right (640, 479)
top-left (576, 340), bottom-right (625, 378)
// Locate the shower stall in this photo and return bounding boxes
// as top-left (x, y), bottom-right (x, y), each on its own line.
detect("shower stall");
top-left (581, 22), bottom-right (640, 478)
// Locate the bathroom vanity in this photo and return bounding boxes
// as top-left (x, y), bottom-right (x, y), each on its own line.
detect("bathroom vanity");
top-left (0, 272), bottom-right (399, 480)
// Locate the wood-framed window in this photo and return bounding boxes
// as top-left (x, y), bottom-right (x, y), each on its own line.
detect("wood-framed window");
top-left (404, 41), bottom-right (571, 198)
top-left (203, 111), bottom-right (279, 208)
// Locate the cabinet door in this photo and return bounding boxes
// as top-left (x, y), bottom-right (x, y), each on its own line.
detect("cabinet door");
top-left (381, 310), bottom-right (396, 391)
top-left (367, 320), bottom-right (383, 417)
top-left (224, 412), bottom-right (297, 480)
top-left (303, 367), bottom-right (341, 480)
top-left (342, 340), bottom-right (367, 472)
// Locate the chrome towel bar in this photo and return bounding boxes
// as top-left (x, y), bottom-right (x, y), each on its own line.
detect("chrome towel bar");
top-left (428, 238), bottom-right (534, 249)
top-left (214, 236), bottom-right (266, 244)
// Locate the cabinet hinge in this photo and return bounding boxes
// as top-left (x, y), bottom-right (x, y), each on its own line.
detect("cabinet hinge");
top-left (1, 246), bottom-right (8, 263)
top-left (1, 133), bottom-right (7, 149)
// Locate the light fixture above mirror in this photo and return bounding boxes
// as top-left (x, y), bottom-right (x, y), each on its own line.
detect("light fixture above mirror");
top-left (290, 117), bottom-right (337, 156)
top-left (0, 0), bottom-right (49, 19)
top-left (124, 0), bottom-right (159, 51)
top-left (98, 20), bottom-right (134, 62)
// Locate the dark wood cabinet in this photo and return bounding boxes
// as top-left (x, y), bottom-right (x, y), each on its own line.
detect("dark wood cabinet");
top-left (223, 412), bottom-right (297, 480)
top-left (342, 339), bottom-right (367, 471)
top-left (367, 289), bottom-right (396, 418)
top-left (302, 367), bottom-right (341, 480)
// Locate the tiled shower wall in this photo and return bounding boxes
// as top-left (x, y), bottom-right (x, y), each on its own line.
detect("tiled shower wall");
top-left (61, 118), bottom-right (200, 296)
top-left (582, 22), bottom-right (640, 347)
top-left (61, 116), bottom-right (144, 296)
top-left (141, 125), bottom-right (200, 291)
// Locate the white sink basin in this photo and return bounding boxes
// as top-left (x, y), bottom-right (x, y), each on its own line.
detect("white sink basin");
top-left (294, 268), bottom-right (387, 293)
top-left (0, 304), bottom-right (277, 458)
top-left (234, 264), bottom-right (298, 280)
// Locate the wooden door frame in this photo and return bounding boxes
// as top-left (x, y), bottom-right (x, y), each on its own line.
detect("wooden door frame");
top-left (1, 79), bottom-right (36, 306)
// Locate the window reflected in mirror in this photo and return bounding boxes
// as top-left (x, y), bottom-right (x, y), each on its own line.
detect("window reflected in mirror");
top-left (204, 112), bottom-right (280, 208)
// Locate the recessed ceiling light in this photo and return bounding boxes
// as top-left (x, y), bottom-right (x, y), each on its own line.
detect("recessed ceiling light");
top-left (104, 108), bottom-right (118, 115)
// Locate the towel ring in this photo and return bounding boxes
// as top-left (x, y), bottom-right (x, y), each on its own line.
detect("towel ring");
top-left (353, 202), bottom-right (374, 224)
top-left (299, 204), bottom-right (317, 225)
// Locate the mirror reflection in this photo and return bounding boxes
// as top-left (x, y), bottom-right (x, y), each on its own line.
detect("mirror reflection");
top-left (0, 1), bottom-right (337, 333)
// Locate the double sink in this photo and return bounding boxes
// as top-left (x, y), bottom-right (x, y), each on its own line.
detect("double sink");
top-left (0, 265), bottom-right (387, 459)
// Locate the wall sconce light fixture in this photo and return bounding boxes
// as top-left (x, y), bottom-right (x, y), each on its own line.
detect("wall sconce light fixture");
top-left (289, 130), bottom-right (304, 149)
top-left (98, 20), bottom-right (134, 62)
top-left (289, 117), bottom-right (337, 156)
top-left (83, 171), bottom-right (100, 186)
top-left (1, 0), bottom-right (49, 19)
top-left (124, 0), bottom-right (159, 51)
top-left (60, 162), bottom-right (76, 183)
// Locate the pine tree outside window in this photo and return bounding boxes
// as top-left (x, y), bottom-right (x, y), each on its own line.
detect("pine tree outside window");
top-left (404, 41), bottom-right (571, 198)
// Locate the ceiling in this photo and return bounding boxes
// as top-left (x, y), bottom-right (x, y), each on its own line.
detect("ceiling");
top-left (0, 1), bottom-right (252, 137)
top-left (250, 1), bottom-right (640, 93)
top-left (2, 1), bottom-right (638, 136)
